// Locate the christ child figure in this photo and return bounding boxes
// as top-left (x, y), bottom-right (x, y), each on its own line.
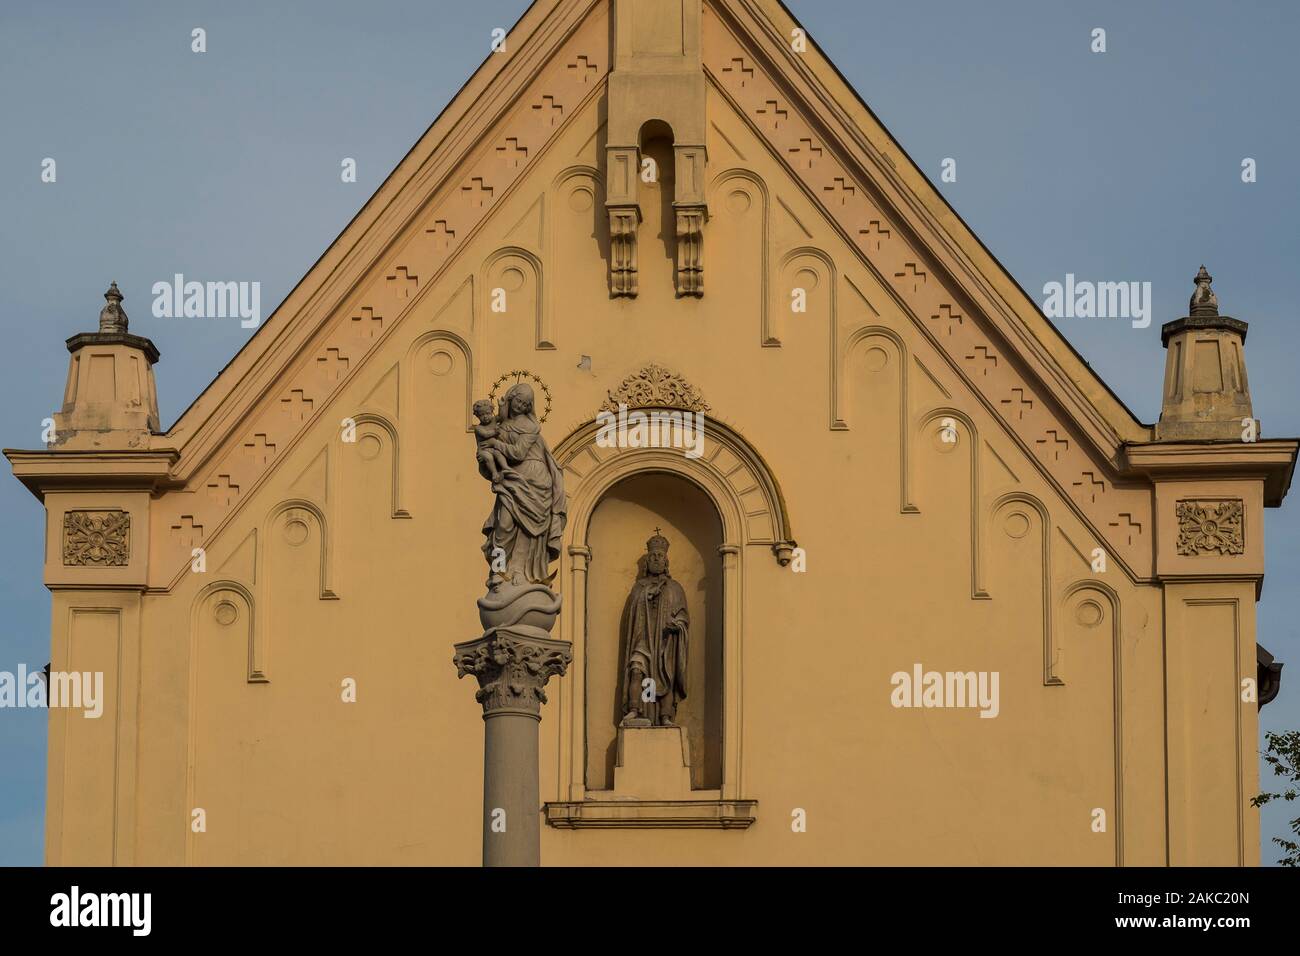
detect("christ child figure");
top-left (472, 399), bottom-right (509, 482)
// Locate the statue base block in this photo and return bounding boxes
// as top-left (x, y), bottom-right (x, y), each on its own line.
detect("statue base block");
top-left (611, 726), bottom-right (694, 801)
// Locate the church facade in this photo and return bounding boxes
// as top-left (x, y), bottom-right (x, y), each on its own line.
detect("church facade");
top-left (10, 0), bottom-right (1294, 866)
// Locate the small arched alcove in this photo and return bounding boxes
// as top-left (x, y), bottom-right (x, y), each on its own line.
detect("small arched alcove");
top-left (639, 120), bottom-right (676, 265)
top-left (585, 471), bottom-right (724, 791)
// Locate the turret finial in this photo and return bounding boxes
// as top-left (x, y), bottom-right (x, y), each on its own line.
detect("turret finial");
top-left (1189, 265), bottom-right (1219, 317)
top-left (98, 281), bottom-right (129, 333)
top-left (1156, 266), bottom-right (1253, 440)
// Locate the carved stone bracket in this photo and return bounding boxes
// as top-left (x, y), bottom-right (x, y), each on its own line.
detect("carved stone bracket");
top-left (1175, 499), bottom-right (1244, 556)
top-left (771, 541), bottom-right (797, 566)
top-left (674, 205), bottom-right (705, 297)
top-left (453, 627), bottom-right (573, 718)
top-left (608, 206), bottom-right (640, 297)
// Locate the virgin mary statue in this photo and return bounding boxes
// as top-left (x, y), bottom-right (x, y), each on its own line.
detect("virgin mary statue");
top-left (479, 383), bottom-right (567, 586)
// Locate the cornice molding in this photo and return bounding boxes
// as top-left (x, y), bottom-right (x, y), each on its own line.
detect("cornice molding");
top-left (1121, 439), bottom-right (1298, 506)
top-left (5, 448), bottom-right (180, 500)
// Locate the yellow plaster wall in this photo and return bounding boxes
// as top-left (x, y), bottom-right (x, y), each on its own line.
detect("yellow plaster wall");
top-left (36, 0), bottom-right (1267, 867)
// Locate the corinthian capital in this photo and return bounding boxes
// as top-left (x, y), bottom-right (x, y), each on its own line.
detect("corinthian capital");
top-left (453, 628), bottom-right (572, 718)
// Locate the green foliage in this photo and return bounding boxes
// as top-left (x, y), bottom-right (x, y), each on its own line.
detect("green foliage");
top-left (1251, 730), bottom-right (1300, 866)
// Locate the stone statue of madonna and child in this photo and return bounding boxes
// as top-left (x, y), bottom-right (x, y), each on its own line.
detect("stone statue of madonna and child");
top-left (470, 383), bottom-right (567, 638)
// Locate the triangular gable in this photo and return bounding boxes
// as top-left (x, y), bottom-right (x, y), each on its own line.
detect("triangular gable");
top-left (164, 0), bottom-right (1145, 476)
top-left (145, 0), bottom-right (1170, 587)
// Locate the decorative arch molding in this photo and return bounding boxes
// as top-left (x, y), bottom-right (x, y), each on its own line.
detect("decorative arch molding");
top-left (481, 245), bottom-right (550, 350)
top-left (710, 168), bottom-right (769, 347)
top-left (842, 325), bottom-right (916, 514)
top-left (342, 412), bottom-right (410, 519)
top-left (550, 165), bottom-right (604, 339)
top-left (188, 579), bottom-right (257, 684)
top-left (1060, 578), bottom-right (1125, 866)
top-left (552, 163), bottom-right (604, 196)
top-left (554, 415), bottom-right (795, 558)
top-left (403, 329), bottom-right (475, 432)
top-left (990, 491), bottom-right (1055, 686)
top-left (773, 246), bottom-right (841, 429)
top-left (262, 498), bottom-right (337, 602)
top-left (186, 578), bottom-right (257, 865)
top-left (917, 406), bottom-right (988, 599)
top-left (252, 498), bottom-right (337, 684)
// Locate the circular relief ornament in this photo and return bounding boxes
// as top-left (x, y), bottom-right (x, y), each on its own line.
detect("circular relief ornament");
top-left (1075, 600), bottom-right (1104, 627)
top-left (489, 369), bottom-right (553, 423)
top-left (284, 518), bottom-right (309, 546)
top-left (1003, 511), bottom-right (1030, 539)
top-left (428, 348), bottom-right (454, 376)
top-left (214, 600), bottom-right (239, 626)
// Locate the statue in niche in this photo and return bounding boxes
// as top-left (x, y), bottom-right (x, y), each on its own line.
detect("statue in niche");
top-left (621, 530), bottom-right (690, 728)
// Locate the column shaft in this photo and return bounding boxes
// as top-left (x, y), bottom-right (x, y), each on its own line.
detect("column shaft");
top-left (483, 711), bottom-right (541, 867)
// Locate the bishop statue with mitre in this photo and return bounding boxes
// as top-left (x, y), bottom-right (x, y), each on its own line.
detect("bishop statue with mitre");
top-left (621, 530), bottom-right (690, 727)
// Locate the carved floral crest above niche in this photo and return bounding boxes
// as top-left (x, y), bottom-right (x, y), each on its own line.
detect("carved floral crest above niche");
top-left (63, 510), bottom-right (131, 566)
top-left (600, 363), bottom-right (710, 414)
top-left (1175, 499), bottom-right (1244, 556)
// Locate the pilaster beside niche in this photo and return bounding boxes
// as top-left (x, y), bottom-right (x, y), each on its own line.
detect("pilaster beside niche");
top-left (603, 0), bottom-right (708, 299)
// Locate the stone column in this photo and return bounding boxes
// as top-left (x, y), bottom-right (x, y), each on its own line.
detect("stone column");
top-left (456, 379), bottom-right (569, 866)
top-left (453, 629), bottom-right (571, 867)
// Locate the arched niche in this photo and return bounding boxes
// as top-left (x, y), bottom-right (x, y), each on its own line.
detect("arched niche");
top-left (639, 121), bottom-right (677, 268)
top-left (585, 472), bottom-right (723, 792)
top-left (550, 416), bottom-right (794, 805)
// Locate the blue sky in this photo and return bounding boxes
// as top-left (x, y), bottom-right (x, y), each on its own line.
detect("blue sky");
top-left (1, 0), bottom-right (1297, 865)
